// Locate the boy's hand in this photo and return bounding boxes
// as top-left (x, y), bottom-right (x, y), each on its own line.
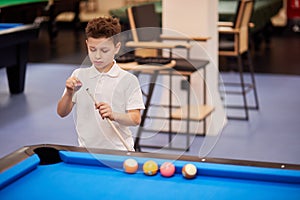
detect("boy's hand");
top-left (95, 102), bottom-right (114, 120)
top-left (66, 76), bottom-right (82, 94)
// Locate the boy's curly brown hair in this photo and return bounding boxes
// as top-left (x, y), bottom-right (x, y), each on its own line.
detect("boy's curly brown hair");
top-left (85, 16), bottom-right (121, 45)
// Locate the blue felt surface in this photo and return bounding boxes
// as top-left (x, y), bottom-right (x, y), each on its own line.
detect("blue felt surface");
top-left (0, 154), bottom-right (39, 189)
top-left (0, 23), bottom-right (23, 31)
top-left (1, 151), bottom-right (300, 200)
top-left (60, 151), bottom-right (300, 183)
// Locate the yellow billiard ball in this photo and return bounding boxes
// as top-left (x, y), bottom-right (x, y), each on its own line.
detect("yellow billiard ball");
top-left (143, 160), bottom-right (158, 176)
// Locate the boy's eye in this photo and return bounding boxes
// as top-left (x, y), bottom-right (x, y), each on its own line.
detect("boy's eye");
top-left (101, 49), bottom-right (109, 53)
top-left (90, 48), bottom-right (96, 52)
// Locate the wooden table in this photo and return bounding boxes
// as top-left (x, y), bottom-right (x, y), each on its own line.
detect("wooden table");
top-left (118, 59), bottom-right (213, 152)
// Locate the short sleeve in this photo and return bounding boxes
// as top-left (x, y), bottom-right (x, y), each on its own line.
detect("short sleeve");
top-left (125, 74), bottom-right (145, 111)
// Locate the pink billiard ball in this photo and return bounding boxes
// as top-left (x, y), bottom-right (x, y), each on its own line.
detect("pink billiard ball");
top-left (160, 162), bottom-right (175, 177)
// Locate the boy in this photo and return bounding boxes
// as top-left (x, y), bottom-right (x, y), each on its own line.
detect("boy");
top-left (57, 16), bottom-right (145, 151)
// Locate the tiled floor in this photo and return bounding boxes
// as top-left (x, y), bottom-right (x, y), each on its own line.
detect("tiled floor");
top-left (0, 25), bottom-right (299, 165)
top-left (1, 63), bottom-right (299, 164)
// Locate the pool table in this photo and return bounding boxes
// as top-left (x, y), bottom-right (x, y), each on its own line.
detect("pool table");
top-left (0, 23), bottom-right (39, 94)
top-left (0, 0), bottom-right (81, 40)
top-left (0, 1), bottom-right (48, 23)
top-left (0, 144), bottom-right (300, 199)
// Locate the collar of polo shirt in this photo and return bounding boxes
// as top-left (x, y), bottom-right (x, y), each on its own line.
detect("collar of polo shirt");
top-left (89, 60), bottom-right (120, 79)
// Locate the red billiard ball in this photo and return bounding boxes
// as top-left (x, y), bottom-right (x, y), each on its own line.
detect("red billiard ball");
top-left (143, 160), bottom-right (158, 176)
top-left (160, 162), bottom-right (175, 177)
top-left (123, 158), bottom-right (138, 174)
top-left (182, 163), bottom-right (197, 179)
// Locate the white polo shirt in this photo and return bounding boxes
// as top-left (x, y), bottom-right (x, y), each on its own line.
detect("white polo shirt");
top-left (70, 61), bottom-right (145, 151)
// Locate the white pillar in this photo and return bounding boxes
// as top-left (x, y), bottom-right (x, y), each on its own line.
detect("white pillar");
top-left (162, 0), bottom-right (227, 137)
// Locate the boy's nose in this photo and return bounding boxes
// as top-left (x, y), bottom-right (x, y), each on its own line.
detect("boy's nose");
top-left (95, 50), bottom-right (102, 59)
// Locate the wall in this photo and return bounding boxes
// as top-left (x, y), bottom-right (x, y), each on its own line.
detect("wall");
top-left (94, 0), bottom-right (125, 15)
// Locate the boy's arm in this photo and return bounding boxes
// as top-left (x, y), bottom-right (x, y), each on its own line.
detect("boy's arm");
top-left (57, 76), bottom-right (81, 117)
top-left (96, 102), bottom-right (141, 126)
top-left (113, 109), bottom-right (141, 126)
top-left (57, 92), bottom-right (74, 117)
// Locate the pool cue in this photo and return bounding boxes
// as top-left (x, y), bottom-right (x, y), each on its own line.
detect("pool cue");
top-left (85, 88), bottom-right (132, 151)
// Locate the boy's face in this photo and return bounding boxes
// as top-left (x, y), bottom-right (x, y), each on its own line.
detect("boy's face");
top-left (86, 37), bottom-right (120, 72)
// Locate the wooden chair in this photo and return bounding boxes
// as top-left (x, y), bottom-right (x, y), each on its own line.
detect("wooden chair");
top-left (218, 0), bottom-right (259, 120)
top-left (124, 3), bottom-right (214, 152)
top-left (126, 3), bottom-right (210, 57)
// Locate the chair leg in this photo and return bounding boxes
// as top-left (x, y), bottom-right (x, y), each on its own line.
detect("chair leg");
top-left (227, 54), bottom-right (249, 120)
top-left (238, 54), bottom-right (249, 120)
top-left (247, 50), bottom-right (259, 110)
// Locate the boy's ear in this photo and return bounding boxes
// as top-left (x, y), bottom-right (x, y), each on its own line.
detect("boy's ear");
top-left (114, 42), bottom-right (121, 54)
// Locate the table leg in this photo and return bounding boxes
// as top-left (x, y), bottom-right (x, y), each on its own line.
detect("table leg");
top-left (6, 43), bottom-right (28, 94)
top-left (134, 70), bottom-right (159, 151)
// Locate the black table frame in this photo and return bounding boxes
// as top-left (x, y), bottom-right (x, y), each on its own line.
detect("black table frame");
top-left (2, 144), bottom-right (300, 173)
top-left (0, 24), bottom-right (39, 94)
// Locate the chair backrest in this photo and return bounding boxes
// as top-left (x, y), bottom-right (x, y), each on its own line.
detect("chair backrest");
top-left (234, 0), bottom-right (254, 54)
top-left (233, 0), bottom-right (254, 29)
top-left (126, 3), bottom-right (161, 42)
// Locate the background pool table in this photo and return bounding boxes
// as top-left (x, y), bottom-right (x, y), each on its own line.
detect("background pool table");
top-left (0, 144), bottom-right (300, 199)
top-left (0, 0), bottom-right (48, 23)
top-left (0, 23), bottom-right (39, 94)
top-left (0, 0), bottom-right (81, 40)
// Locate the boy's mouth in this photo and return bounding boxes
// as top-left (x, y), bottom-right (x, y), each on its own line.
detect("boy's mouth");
top-left (93, 61), bottom-right (103, 65)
